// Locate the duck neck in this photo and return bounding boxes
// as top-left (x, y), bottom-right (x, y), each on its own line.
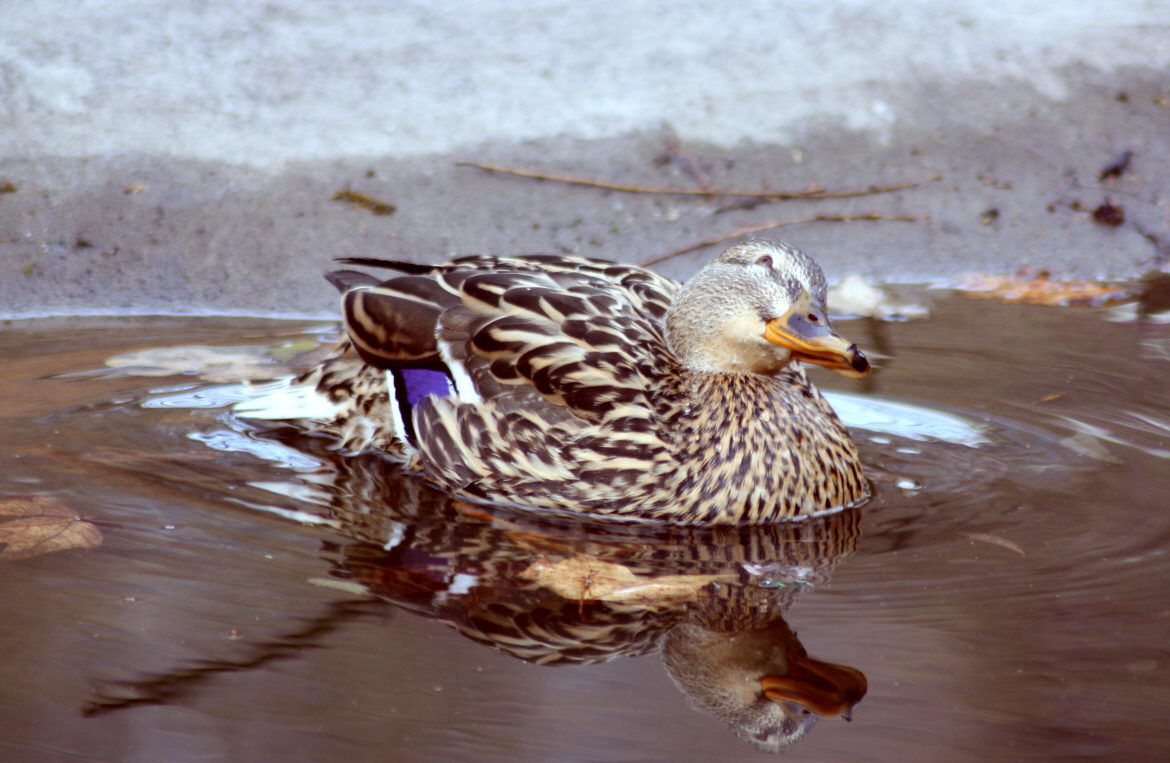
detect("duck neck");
top-left (662, 369), bottom-right (800, 453)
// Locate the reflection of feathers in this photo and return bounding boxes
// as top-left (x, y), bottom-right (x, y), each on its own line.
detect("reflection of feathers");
top-left (240, 241), bottom-right (870, 523)
top-left (245, 448), bottom-right (867, 749)
top-left (286, 451), bottom-right (859, 659)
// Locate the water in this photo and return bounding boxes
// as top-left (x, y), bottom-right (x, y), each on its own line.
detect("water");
top-left (1, 296), bottom-right (1168, 762)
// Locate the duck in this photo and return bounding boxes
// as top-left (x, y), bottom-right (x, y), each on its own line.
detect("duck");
top-left (237, 239), bottom-right (871, 524)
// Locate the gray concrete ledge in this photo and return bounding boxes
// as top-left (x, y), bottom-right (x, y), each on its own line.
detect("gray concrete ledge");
top-left (1, 2), bottom-right (1168, 318)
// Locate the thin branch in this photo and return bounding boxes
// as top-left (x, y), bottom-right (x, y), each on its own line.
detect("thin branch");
top-left (457, 161), bottom-right (939, 200)
top-left (639, 213), bottom-right (925, 267)
top-left (1068, 182), bottom-right (1143, 198)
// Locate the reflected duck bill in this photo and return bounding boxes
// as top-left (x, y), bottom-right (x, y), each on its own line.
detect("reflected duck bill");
top-left (759, 652), bottom-right (868, 720)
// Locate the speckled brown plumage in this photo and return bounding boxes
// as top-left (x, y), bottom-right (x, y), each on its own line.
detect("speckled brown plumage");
top-left (266, 240), bottom-right (871, 525)
top-left (309, 458), bottom-right (867, 749)
top-left (306, 454), bottom-right (863, 665)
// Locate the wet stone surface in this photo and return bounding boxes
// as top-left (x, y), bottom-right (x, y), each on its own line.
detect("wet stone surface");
top-left (0, 296), bottom-right (1168, 762)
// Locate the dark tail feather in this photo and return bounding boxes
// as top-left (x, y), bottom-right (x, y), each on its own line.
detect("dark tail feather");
top-left (342, 279), bottom-right (452, 369)
top-left (333, 257), bottom-right (439, 275)
top-left (325, 270), bottom-right (382, 293)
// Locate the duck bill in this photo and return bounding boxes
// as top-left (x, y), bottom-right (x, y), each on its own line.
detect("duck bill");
top-left (759, 655), bottom-right (868, 720)
top-left (764, 311), bottom-right (870, 379)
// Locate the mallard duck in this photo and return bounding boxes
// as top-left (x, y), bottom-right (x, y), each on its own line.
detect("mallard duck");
top-left (239, 239), bottom-right (870, 524)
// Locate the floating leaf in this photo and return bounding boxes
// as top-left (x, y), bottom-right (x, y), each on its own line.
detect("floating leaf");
top-left (1057, 433), bottom-right (1121, 464)
top-left (103, 345), bottom-right (279, 382)
top-left (958, 272), bottom-right (1127, 307)
top-left (0, 496), bottom-right (103, 561)
top-left (520, 554), bottom-right (731, 605)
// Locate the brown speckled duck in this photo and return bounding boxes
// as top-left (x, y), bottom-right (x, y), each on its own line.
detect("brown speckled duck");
top-left (238, 239), bottom-right (871, 524)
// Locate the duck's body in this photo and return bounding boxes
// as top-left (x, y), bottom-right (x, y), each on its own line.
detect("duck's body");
top-left (240, 240), bottom-right (870, 524)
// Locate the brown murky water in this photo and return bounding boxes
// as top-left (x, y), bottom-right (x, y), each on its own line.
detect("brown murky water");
top-left (1, 295), bottom-right (1168, 763)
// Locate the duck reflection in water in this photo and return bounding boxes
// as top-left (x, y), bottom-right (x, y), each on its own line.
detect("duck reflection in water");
top-left (289, 453), bottom-right (868, 753)
top-left (664, 619), bottom-right (865, 750)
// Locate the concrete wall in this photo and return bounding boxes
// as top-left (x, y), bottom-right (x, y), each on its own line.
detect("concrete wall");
top-left (2, 1), bottom-right (1168, 317)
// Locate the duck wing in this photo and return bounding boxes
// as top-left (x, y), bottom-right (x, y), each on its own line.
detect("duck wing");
top-left (325, 255), bottom-right (683, 503)
top-left (437, 256), bottom-right (680, 424)
top-left (335, 254), bottom-right (681, 419)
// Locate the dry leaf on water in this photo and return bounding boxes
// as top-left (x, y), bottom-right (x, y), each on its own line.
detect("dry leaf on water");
top-left (958, 272), bottom-right (1127, 307)
top-left (0, 496), bottom-right (103, 561)
top-left (520, 554), bottom-right (732, 605)
top-left (103, 345), bottom-right (280, 382)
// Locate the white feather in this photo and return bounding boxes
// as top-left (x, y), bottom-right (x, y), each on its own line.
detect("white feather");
top-left (385, 370), bottom-right (410, 443)
top-left (234, 377), bottom-right (343, 421)
top-left (438, 336), bottom-right (483, 403)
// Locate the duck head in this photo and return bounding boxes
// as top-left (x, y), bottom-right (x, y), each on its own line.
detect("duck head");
top-left (665, 240), bottom-right (870, 378)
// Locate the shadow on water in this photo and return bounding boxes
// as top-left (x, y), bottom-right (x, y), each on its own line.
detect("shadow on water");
top-left (1, 293), bottom-right (1169, 762)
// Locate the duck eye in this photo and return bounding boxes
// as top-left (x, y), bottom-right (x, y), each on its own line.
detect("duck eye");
top-left (756, 256), bottom-right (773, 267)
top-left (807, 313), bottom-right (820, 323)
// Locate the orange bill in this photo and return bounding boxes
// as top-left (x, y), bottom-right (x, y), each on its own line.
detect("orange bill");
top-left (763, 296), bottom-right (870, 379)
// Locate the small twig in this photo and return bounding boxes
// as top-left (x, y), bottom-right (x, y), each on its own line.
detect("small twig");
top-left (457, 161), bottom-right (939, 200)
top-left (639, 213), bottom-right (924, 267)
top-left (961, 532), bottom-right (1025, 556)
top-left (1134, 223), bottom-right (1170, 266)
top-left (1069, 182), bottom-right (1142, 198)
